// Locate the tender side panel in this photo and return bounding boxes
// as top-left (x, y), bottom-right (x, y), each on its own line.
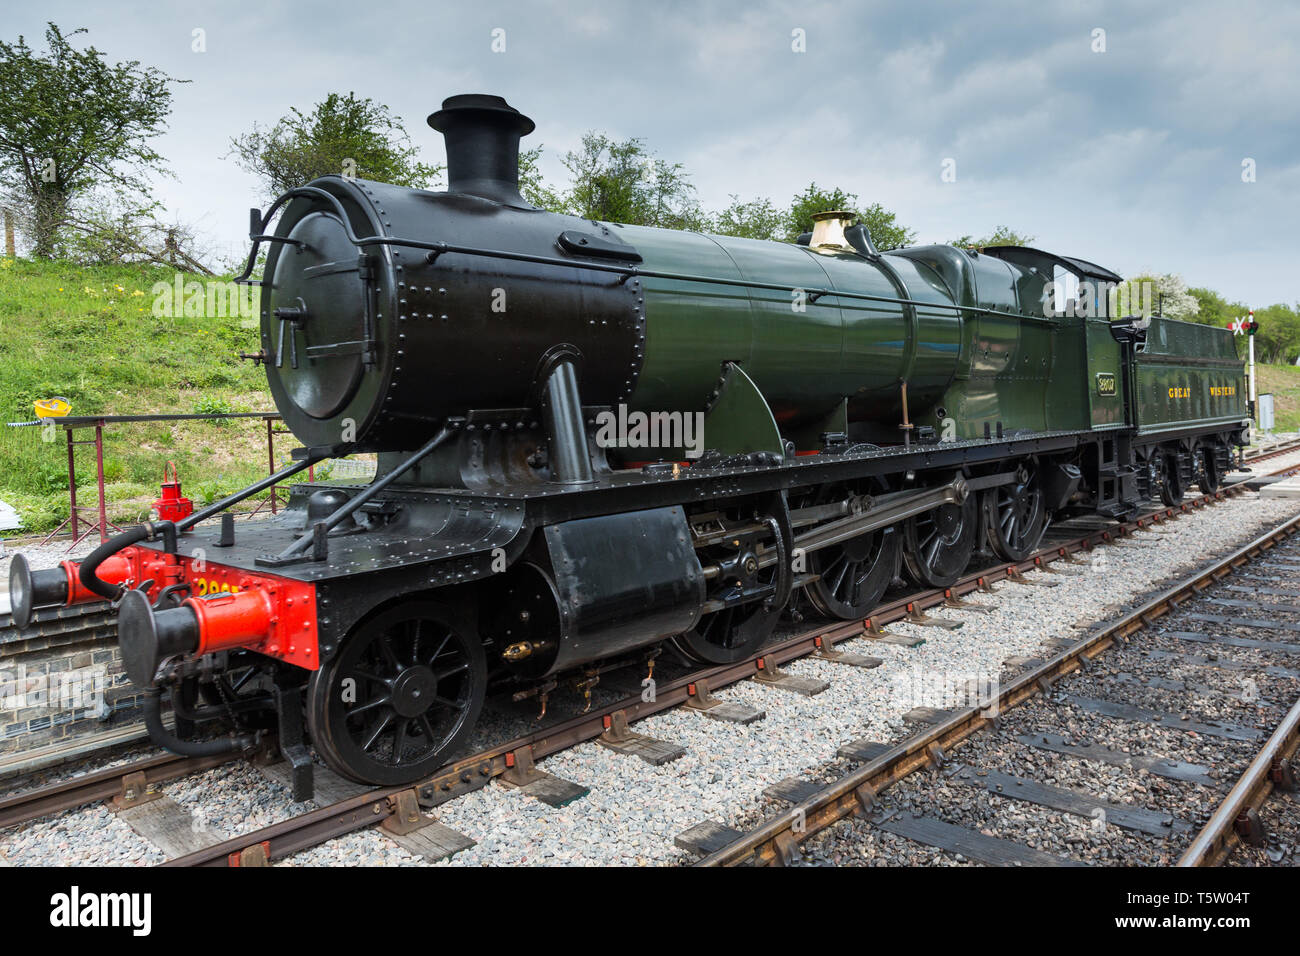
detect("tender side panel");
top-left (1133, 317), bottom-right (1247, 435)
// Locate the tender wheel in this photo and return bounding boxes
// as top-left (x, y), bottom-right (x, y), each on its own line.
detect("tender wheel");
top-left (308, 601), bottom-right (486, 785)
top-left (804, 485), bottom-right (900, 620)
top-left (672, 494), bottom-right (793, 664)
top-left (902, 492), bottom-right (977, 588)
top-left (1197, 443), bottom-right (1221, 494)
top-left (985, 464), bottom-right (1048, 562)
top-left (1159, 448), bottom-right (1185, 506)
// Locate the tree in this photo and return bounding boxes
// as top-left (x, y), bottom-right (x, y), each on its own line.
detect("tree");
top-left (0, 23), bottom-right (184, 258)
top-left (229, 92), bottom-right (442, 199)
top-left (949, 225), bottom-right (1034, 248)
top-left (59, 191), bottom-right (215, 274)
top-left (785, 183), bottom-right (856, 240)
top-left (856, 202), bottom-right (917, 252)
top-left (711, 194), bottom-right (785, 240)
top-left (517, 145), bottom-right (565, 212)
top-left (1188, 287), bottom-right (1248, 329)
top-left (1251, 303), bottom-right (1300, 364)
top-left (556, 132), bottom-right (705, 229)
top-left (1124, 272), bottom-right (1201, 320)
top-left (784, 184), bottom-right (915, 250)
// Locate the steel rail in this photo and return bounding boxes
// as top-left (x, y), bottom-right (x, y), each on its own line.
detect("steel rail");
top-left (0, 453), bottom-right (1290, 844)
top-left (161, 474), bottom-right (1263, 866)
top-left (1178, 694), bottom-right (1300, 866)
top-left (0, 751), bottom-right (236, 829)
top-left (1, 445), bottom-right (1293, 852)
top-left (0, 448), bottom-right (1289, 846)
top-left (694, 509), bottom-right (1300, 866)
top-left (0, 465), bottom-right (1257, 836)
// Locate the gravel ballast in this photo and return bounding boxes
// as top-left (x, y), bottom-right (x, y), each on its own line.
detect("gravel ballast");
top-left (2, 460), bottom-right (1300, 866)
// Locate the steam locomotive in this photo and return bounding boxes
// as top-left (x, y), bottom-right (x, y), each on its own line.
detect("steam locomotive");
top-left (9, 94), bottom-right (1250, 794)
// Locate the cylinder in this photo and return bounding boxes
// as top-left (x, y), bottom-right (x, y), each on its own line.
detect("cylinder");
top-left (482, 507), bottom-right (704, 677)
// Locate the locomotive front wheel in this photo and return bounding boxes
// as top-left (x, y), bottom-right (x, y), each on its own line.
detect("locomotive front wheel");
top-left (902, 494), bottom-right (977, 589)
top-left (307, 602), bottom-right (486, 786)
top-left (985, 465), bottom-right (1048, 562)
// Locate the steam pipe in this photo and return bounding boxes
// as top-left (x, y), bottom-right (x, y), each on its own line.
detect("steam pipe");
top-left (538, 356), bottom-right (594, 484)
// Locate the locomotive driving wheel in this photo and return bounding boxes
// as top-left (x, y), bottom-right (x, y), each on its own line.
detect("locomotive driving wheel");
top-left (985, 463), bottom-right (1048, 562)
top-left (902, 490), bottom-right (977, 588)
top-left (672, 494), bottom-right (793, 664)
top-left (307, 602), bottom-right (486, 785)
top-left (804, 484), bottom-right (900, 620)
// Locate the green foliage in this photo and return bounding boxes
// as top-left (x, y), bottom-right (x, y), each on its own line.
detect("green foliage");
top-left (948, 225), bottom-right (1034, 248)
top-left (551, 133), bottom-right (705, 230)
top-left (229, 92), bottom-right (443, 198)
top-left (781, 185), bottom-right (916, 251)
top-left (1252, 303), bottom-right (1300, 364)
top-left (193, 395), bottom-right (235, 424)
top-left (517, 145), bottom-right (565, 212)
top-left (786, 183), bottom-right (857, 240)
top-left (519, 140), bottom-right (917, 249)
top-left (854, 203), bottom-right (917, 252)
top-left (1188, 287), bottom-right (1246, 328)
top-left (712, 195), bottom-right (786, 241)
top-left (0, 23), bottom-right (184, 258)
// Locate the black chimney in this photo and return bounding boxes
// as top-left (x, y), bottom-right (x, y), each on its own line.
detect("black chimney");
top-left (428, 94), bottom-right (535, 207)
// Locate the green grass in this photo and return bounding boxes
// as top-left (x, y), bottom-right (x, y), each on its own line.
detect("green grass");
top-left (1255, 363), bottom-right (1300, 433)
top-left (0, 257), bottom-right (278, 535)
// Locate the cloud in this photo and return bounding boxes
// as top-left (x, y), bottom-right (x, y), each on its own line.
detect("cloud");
top-left (8, 0), bottom-right (1297, 303)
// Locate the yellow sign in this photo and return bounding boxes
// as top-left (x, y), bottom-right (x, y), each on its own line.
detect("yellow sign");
top-left (1096, 373), bottom-right (1117, 396)
top-left (1168, 387), bottom-right (1191, 398)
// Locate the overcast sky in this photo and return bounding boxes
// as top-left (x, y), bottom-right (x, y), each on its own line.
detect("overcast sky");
top-left (12, 0), bottom-right (1299, 306)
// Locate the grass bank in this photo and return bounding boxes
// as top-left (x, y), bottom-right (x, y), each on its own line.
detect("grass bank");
top-left (0, 258), bottom-right (276, 535)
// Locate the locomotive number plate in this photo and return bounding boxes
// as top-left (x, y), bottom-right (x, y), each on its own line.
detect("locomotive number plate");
top-left (1095, 372), bottom-right (1117, 396)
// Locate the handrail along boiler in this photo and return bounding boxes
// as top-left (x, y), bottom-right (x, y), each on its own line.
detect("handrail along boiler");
top-left (9, 94), bottom-right (1251, 794)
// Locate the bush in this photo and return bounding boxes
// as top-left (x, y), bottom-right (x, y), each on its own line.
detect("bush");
top-left (192, 395), bottom-right (235, 425)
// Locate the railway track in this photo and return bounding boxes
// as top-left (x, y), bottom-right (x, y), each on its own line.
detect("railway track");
top-left (2, 448), bottom-right (1299, 865)
top-left (1179, 655), bottom-right (1300, 867)
top-left (692, 510), bottom-right (1300, 867)
top-left (4, 436), bottom-right (1298, 782)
